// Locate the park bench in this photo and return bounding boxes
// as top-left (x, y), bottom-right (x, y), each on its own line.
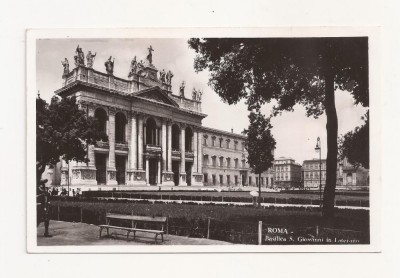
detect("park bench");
top-left (99, 213), bottom-right (167, 243)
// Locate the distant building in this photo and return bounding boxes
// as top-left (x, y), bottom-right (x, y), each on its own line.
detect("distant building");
top-left (302, 157), bottom-right (369, 190)
top-left (338, 158), bottom-right (369, 190)
top-left (273, 157), bottom-right (302, 189)
top-left (302, 159), bottom-right (326, 190)
top-left (202, 127), bottom-right (274, 187)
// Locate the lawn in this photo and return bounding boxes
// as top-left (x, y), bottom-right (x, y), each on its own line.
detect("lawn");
top-left (48, 198), bottom-right (369, 241)
top-left (81, 190), bottom-right (369, 207)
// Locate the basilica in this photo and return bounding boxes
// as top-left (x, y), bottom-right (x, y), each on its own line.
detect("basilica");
top-left (48, 46), bottom-right (274, 191)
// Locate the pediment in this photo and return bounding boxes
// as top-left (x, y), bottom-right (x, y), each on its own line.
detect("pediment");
top-left (134, 87), bottom-right (179, 107)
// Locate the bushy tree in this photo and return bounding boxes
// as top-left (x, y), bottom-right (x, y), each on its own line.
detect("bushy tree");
top-left (339, 111), bottom-right (369, 169)
top-left (36, 95), bottom-right (107, 186)
top-left (188, 38), bottom-right (369, 219)
top-left (243, 111), bottom-right (276, 206)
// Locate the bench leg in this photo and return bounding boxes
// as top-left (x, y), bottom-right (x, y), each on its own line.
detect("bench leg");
top-left (133, 231), bottom-right (136, 240)
top-left (161, 233), bottom-right (164, 242)
top-left (99, 227), bottom-right (103, 239)
top-left (107, 228), bottom-right (109, 237)
top-left (127, 231), bottom-right (131, 241)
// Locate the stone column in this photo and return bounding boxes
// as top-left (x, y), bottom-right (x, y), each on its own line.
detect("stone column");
top-left (130, 112), bottom-right (138, 170)
top-left (138, 114), bottom-right (144, 170)
top-left (167, 121), bottom-right (172, 172)
top-left (60, 159), bottom-right (69, 187)
top-left (158, 160), bottom-right (161, 185)
top-left (198, 131), bottom-right (203, 174)
top-left (161, 119), bottom-right (167, 171)
top-left (87, 104), bottom-right (96, 168)
top-left (193, 129), bottom-right (198, 173)
top-left (145, 157), bottom-right (149, 185)
top-left (107, 108), bottom-right (117, 186)
top-left (161, 120), bottom-right (174, 186)
top-left (179, 124), bottom-right (187, 186)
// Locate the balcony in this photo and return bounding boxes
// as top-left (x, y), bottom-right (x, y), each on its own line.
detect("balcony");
top-left (172, 149), bottom-right (181, 158)
top-left (185, 151), bottom-right (194, 160)
top-left (95, 141), bottom-right (109, 149)
top-left (145, 144), bottom-right (162, 154)
top-left (115, 141), bottom-right (129, 151)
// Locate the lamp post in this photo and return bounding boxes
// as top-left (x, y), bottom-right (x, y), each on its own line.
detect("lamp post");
top-left (315, 137), bottom-right (322, 208)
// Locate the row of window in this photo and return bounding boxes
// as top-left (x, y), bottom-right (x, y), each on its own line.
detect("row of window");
top-left (203, 155), bottom-right (244, 169)
top-left (304, 171), bottom-right (326, 179)
top-left (203, 135), bottom-right (245, 151)
top-left (204, 174), bottom-right (272, 186)
top-left (303, 163), bottom-right (326, 170)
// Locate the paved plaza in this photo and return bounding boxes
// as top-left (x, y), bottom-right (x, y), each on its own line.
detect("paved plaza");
top-left (37, 221), bottom-right (232, 246)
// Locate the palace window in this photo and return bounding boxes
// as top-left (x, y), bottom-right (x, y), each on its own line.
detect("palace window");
top-left (235, 175), bottom-right (238, 185)
top-left (234, 158), bottom-right (239, 169)
top-left (203, 135), bottom-right (208, 146)
top-left (234, 141), bottom-right (238, 150)
top-left (204, 173), bottom-right (208, 184)
top-left (242, 159), bottom-right (246, 168)
top-left (203, 155), bottom-right (209, 166)
top-left (219, 157), bottom-right (224, 168)
top-left (212, 156), bottom-right (217, 167)
top-left (226, 139), bottom-right (230, 149)
top-left (212, 174), bottom-right (216, 185)
top-left (227, 175), bottom-right (231, 185)
top-left (219, 175), bottom-right (223, 185)
top-left (212, 136), bottom-right (216, 147)
top-left (219, 138), bottom-right (223, 148)
top-left (226, 158), bottom-right (231, 168)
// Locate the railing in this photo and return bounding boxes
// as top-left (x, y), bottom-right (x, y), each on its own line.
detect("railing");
top-left (172, 149), bottom-right (181, 157)
top-left (115, 142), bottom-right (129, 151)
top-left (185, 151), bottom-right (194, 158)
top-left (145, 144), bottom-right (162, 154)
top-left (96, 141), bottom-right (109, 149)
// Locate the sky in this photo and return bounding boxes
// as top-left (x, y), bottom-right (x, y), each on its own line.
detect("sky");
top-left (36, 38), bottom-right (368, 164)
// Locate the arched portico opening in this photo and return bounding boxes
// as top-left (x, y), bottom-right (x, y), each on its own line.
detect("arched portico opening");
top-left (172, 124), bottom-right (180, 150)
top-left (115, 112), bottom-right (127, 143)
top-left (94, 108), bottom-right (108, 133)
top-left (185, 127), bottom-right (193, 151)
top-left (146, 117), bottom-right (158, 145)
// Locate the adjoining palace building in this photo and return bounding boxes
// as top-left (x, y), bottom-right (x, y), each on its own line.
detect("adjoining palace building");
top-left (45, 46), bottom-right (274, 191)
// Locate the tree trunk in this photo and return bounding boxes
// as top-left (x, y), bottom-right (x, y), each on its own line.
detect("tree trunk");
top-left (322, 71), bottom-right (338, 220)
top-left (36, 162), bottom-right (46, 187)
top-left (258, 173), bottom-right (261, 207)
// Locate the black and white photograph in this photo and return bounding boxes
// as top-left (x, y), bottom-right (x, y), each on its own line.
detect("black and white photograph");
top-left (28, 30), bottom-right (378, 251)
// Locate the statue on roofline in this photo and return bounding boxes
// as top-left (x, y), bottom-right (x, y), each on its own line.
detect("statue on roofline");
top-left (179, 81), bottom-right (186, 98)
top-left (61, 58), bottom-right (69, 77)
top-left (160, 69), bottom-right (166, 83)
top-left (192, 88), bottom-right (197, 100)
top-left (86, 51), bottom-right (97, 68)
top-left (128, 56), bottom-right (138, 77)
top-left (74, 45), bottom-right (85, 67)
top-left (104, 56), bottom-right (115, 75)
top-left (146, 45), bottom-right (154, 65)
top-left (197, 90), bottom-right (203, 102)
top-left (166, 70), bottom-right (174, 85)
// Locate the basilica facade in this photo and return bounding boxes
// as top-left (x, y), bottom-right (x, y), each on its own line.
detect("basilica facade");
top-left (49, 46), bottom-right (273, 191)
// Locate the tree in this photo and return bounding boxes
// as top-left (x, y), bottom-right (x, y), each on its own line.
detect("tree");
top-left (243, 111), bottom-right (276, 206)
top-left (36, 95), bottom-right (107, 187)
top-left (188, 38), bottom-right (369, 219)
top-left (339, 111), bottom-right (369, 169)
